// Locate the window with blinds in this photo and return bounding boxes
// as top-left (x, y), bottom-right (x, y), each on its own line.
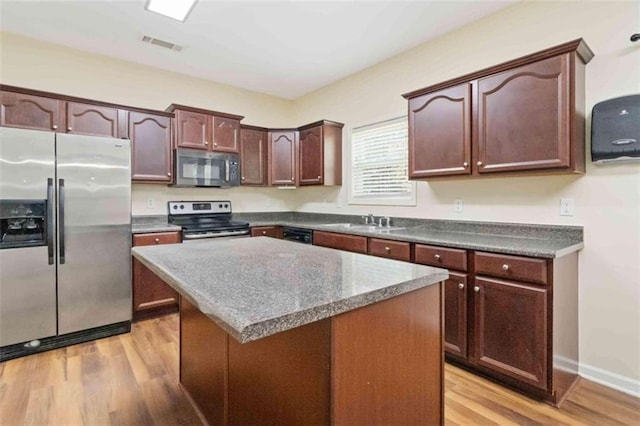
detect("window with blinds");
top-left (349, 117), bottom-right (415, 205)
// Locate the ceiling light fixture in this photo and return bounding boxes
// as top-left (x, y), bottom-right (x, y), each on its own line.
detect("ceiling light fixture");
top-left (145, 0), bottom-right (198, 22)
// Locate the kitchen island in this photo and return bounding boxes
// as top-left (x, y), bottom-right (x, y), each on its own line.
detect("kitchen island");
top-left (132, 237), bottom-right (448, 426)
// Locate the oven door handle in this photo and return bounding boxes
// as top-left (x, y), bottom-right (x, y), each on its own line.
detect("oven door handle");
top-left (183, 230), bottom-right (249, 240)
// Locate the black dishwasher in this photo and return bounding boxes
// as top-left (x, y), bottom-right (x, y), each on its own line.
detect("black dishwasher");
top-left (282, 227), bottom-right (313, 244)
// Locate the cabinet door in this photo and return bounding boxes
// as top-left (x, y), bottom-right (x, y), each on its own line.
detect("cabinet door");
top-left (269, 131), bottom-right (298, 186)
top-left (313, 231), bottom-right (367, 254)
top-left (473, 276), bottom-right (548, 390)
top-left (444, 272), bottom-right (467, 358)
top-left (132, 232), bottom-right (181, 319)
top-left (299, 126), bottom-right (323, 185)
top-left (213, 117), bottom-right (240, 152)
top-left (66, 102), bottom-right (126, 138)
top-left (0, 91), bottom-right (63, 131)
top-left (176, 110), bottom-right (211, 150)
top-left (250, 226), bottom-right (281, 238)
top-left (240, 128), bottom-right (267, 185)
top-left (475, 54), bottom-right (570, 173)
top-left (130, 112), bottom-right (172, 182)
top-left (368, 238), bottom-right (411, 262)
top-left (408, 84), bottom-right (471, 178)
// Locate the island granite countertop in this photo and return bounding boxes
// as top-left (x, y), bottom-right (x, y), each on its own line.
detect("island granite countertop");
top-left (132, 237), bottom-right (448, 343)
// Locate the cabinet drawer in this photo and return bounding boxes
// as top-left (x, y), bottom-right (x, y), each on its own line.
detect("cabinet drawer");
top-left (415, 244), bottom-right (467, 271)
top-left (313, 231), bottom-right (367, 254)
top-left (133, 231), bottom-right (182, 246)
top-left (474, 252), bottom-right (547, 285)
top-left (368, 238), bottom-right (411, 262)
top-left (251, 226), bottom-right (280, 238)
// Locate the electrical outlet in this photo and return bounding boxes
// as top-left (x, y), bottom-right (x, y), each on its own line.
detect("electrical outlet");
top-left (454, 199), bottom-right (464, 213)
top-left (560, 198), bottom-right (574, 216)
top-left (146, 198), bottom-right (154, 209)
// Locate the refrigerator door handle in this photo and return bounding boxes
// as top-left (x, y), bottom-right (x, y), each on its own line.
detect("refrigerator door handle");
top-left (58, 178), bottom-right (66, 264)
top-left (47, 178), bottom-right (55, 265)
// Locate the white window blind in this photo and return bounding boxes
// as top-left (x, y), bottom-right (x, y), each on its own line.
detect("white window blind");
top-left (350, 117), bottom-right (414, 205)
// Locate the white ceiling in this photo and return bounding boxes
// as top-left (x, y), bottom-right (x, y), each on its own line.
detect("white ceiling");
top-left (0, 0), bottom-right (516, 99)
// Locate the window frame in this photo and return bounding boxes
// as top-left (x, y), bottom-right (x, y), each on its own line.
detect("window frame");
top-left (347, 116), bottom-right (417, 207)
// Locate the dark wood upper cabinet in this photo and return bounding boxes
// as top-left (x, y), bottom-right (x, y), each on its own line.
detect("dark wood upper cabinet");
top-left (66, 101), bottom-right (127, 138)
top-left (298, 120), bottom-right (343, 186)
top-left (472, 276), bottom-right (548, 390)
top-left (408, 84), bottom-right (471, 178)
top-left (403, 39), bottom-right (593, 179)
top-left (475, 55), bottom-right (570, 173)
top-left (175, 109), bottom-right (211, 150)
top-left (240, 125), bottom-right (268, 186)
top-left (130, 111), bottom-right (173, 183)
top-left (268, 130), bottom-right (298, 186)
top-left (213, 116), bottom-right (240, 152)
top-left (0, 90), bottom-right (63, 132)
top-left (167, 104), bottom-right (244, 152)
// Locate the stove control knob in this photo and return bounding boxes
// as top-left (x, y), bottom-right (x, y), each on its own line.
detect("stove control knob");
top-left (180, 205), bottom-right (184, 209)
top-left (219, 204), bottom-right (223, 208)
top-left (225, 204), bottom-right (229, 208)
top-left (173, 205), bottom-right (177, 210)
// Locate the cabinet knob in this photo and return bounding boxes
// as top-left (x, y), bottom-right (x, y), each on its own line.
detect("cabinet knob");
top-left (474, 286), bottom-right (480, 292)
top-left (262, 231), bottom-right (267, 235)
top-left (434, 254), bottom-right (441, 260)
top-left (385, 246), bottom-right (391, 252)
top-left (242, 176), bottom-right (245, 180)
top-left (502, 264), bottom-right (509, 271)
top-left (154, 238), bottom-right (160, 243)
top-left (458, 283), bottom-right (465, 289)
top-left (52, 125), bottom-right (58, 130)
top-left (290, 177), bottom-right (294, 181)
top-left (214, 142), bottom-right (218, 147)
top-left (317, 176), bottom-right (321, 179)
top-left (463, 162), bottom-right (468, 167)
top-left (67, 127), bottom-right (72, 132)
top-left (477, 161), bottom-right (483, 166)
top-left (205, 141), bottom-right (209, 145)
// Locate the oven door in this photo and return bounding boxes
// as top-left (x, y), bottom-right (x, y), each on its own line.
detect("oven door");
top-left (174, 149), bottom-right (236, 187)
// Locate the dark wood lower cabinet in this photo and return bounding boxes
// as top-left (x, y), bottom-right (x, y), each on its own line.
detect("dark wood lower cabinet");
top-left (132, 232), bottom-right (181, 320)
top-left (313, 230), bottom-right (368, 254)
top-left (250, 226), bottom-right (281, 238)
top-left (180, 284), bottom-right (443, 426)
top-left (473, 276), bottom-right (548, 390)
top-left (444, 272), bottom-right (468, 359)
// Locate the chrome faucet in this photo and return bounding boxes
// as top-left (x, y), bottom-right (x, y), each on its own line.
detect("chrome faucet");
top-left (364, 213), bottom-right (375, 225)
top-left (378, 216), bottom-right (391, 227)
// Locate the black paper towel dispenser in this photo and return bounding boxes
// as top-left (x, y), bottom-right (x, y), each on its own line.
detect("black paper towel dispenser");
top-left (591, 94), bottom-right (640, 164)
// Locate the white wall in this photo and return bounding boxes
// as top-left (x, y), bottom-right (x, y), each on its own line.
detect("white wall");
top-left (292, 0), bottom-right (640, 394)
top-left (1, 0), bottom-right (639, 395)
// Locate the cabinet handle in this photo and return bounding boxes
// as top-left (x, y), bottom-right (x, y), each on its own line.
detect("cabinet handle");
top-left (154, 238), bottom-right (160, 243)
top-left (458, 283), bottom-right (465, 289)
top-left (52, 125), bottom-right (58, 130)
top-left (463, 162), bottom-right (468, 167)
top-left (214, 142), bottom-right (218, 147)
top-left (290, 177), bottom-right (294, 181)
top-left (385, 247), bottom-right (391, 252)
top-left (477, 161), bottom-right (483, 166)
top-left (67, 127), bottom-right (72, 132)
top-left (434, 254), bottom-right (441, 260)
top-left (242, 176), bottom-right (245, 180)
top-left (474, 286), bottom-right (480, 292)
top-left (205, 141), bottom-right (209, 145)
top-left (262, 231), bottom-right (267, 235)
top-left (317, 176), bottom-right (321, 179)
top-left (502, 264), bottom-right (509, 271)
top-left (167, 172), bottom-right (171, 177)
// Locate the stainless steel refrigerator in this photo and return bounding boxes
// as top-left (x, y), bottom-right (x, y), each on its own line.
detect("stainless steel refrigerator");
top-left (0, 127), bottom-right (131, 358)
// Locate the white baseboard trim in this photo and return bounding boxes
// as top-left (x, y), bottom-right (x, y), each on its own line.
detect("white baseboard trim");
top-left (579, 363), bottom-right (640, 398)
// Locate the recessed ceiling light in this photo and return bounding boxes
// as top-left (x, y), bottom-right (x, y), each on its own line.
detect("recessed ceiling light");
top-left (145, 0), bottom-right (198, 22)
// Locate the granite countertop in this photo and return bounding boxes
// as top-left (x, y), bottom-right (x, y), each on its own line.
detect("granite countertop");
top-left (131, 215), bottom-right (182, 234)
top-left (132, 237), bottom-right (447, 343)
top-left (236, 214), bottom-right (584, 259)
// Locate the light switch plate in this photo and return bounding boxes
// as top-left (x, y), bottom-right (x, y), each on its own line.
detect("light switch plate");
top-left (560, 198), bottom-right (574, 216)
top-left (454, 199), bottom-right (464, 213)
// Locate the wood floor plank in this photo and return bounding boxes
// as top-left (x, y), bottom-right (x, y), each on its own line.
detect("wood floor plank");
top-left (1, 313), bottom-right (638, 426)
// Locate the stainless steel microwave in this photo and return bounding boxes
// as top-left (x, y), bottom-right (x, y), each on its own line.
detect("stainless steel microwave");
top-left (173, 148), bottom-right (240, 187)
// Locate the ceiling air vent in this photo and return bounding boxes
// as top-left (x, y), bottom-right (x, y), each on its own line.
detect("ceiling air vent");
top-left (141, 35), bottom-right (183, 52)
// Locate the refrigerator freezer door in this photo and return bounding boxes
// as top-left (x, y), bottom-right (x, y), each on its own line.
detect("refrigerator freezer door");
top-left (56, 134), bottom-right (132, 334)
top-left (0, 127), bottom-right (57, 346)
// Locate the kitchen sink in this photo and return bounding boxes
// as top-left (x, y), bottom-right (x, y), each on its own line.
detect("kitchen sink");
top-left (321, 223), bottom-right (405, 233)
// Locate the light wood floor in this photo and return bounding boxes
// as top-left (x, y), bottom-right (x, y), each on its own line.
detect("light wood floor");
top-left (1, 314), bottom-right (638, 425)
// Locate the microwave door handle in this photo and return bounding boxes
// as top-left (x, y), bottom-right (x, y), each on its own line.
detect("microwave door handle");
top-left (225, 159), bottom-right (230, 182)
